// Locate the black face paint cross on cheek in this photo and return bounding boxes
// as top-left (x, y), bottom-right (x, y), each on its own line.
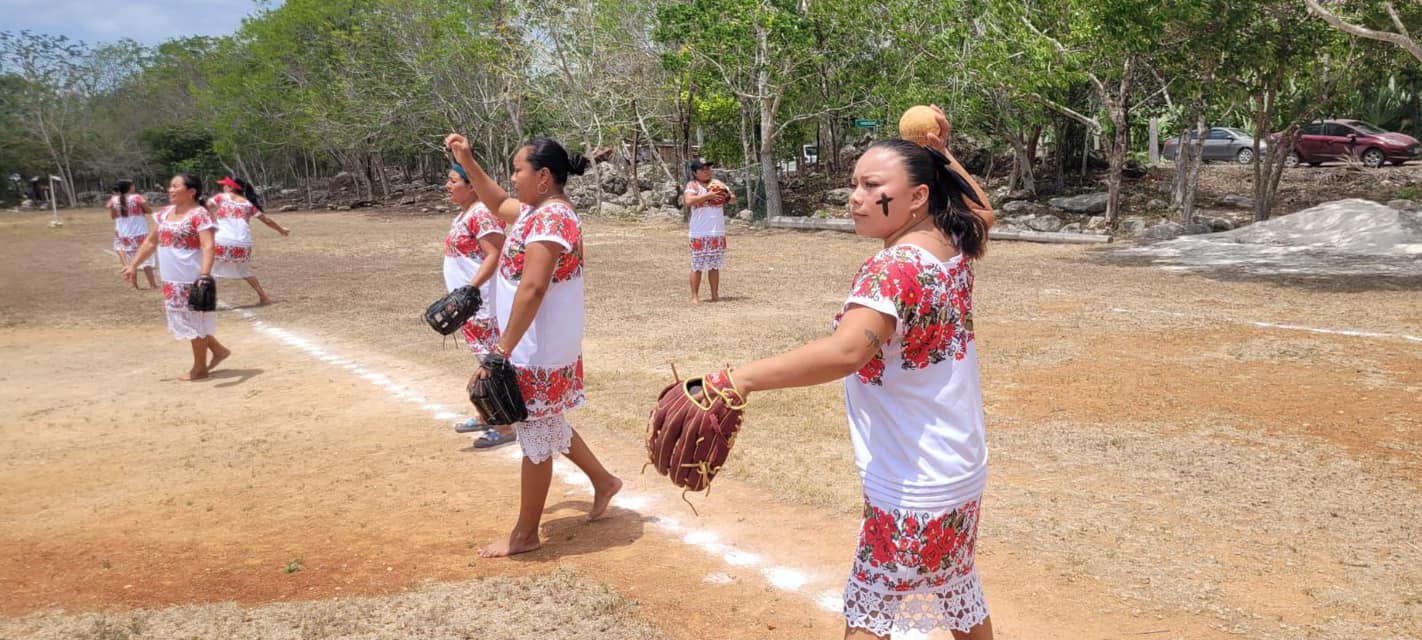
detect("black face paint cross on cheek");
top-left (876, 193), bottom-right (893, 217)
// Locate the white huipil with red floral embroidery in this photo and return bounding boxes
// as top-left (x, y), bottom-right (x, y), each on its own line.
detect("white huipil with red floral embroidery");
top-left (208, 193), bottom-right (263, 278)
top-left (444, 202), bottom-right (508, 356)
top-left (109, 194), bottom-right (154, 267)
top-left (835, 243), bottom-right (989, 636)
top-left (836, 244), bottom-right (986, 511)
top-left (154, 205), bottom-right (218, 339)
top-left (684, 180), bottom-right (728, 272)
top-left (494, 201), bottom-right (585, 420)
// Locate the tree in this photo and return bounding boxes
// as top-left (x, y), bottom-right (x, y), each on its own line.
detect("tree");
top-left (1234, 0), bottom-right (1355, 222)
top-left (0, 30), bottom-right (92, 206)
top-left (1305, 0), bottom-right (1422, 63)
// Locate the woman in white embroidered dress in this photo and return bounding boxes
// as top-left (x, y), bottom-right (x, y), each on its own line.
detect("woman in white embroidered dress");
top-left (697, 132), bottom-right (996, 638)
top-left (123, 174), bottom-right (232, 382)
top-left (109, 180), bottom-right (157, 289)
top-left (683, 159), bottom-right (735, 304)
top-left (445, 133), bottom-right (622, 557)
top-left (442, 163), bottom-right (517, 449)
top-left (210, 176), bottom-right (289, 305)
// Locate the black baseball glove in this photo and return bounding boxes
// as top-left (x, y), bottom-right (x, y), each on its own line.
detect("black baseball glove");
top-left (424, 285), bottom-right (482, 335)
top-left (467, 351), bottom-right (528, 426)
top-left (188, 275), bottom-right (217, 312)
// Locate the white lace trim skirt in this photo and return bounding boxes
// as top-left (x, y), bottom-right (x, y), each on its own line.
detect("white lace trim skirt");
top-left (513, 413), bottom-right (573, 464)
top-left (162, 281), bottom-right (216, 340)
top-left (843, 495), bottom-right (989, 636)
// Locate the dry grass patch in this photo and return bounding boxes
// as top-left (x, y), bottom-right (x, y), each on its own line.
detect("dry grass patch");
top-left (0, 569), bottom-right (657, 640)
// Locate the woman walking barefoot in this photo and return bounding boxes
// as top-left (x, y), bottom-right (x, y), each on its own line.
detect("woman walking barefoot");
top-left (446, 132), bottom-right (622, 558)
top-left (123, 174), bottom-right (231, 381)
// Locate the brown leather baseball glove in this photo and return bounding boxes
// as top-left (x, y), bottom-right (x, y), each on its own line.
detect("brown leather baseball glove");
top-left (646, 368), bottom-right (746, 493)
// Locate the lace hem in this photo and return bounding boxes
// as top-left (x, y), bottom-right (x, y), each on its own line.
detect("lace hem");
top-left (514, 414), bottom-right (573, 464)
top-left (165, 308), bottom-right (216, 340)
top-left (843, 570), bottom-right (988, 636)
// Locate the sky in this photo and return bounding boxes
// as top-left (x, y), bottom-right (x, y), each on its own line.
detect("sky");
top-left (2, 0), bottom-right (281, 46)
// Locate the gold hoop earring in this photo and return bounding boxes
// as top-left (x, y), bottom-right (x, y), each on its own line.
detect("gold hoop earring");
top-left (537, 182), bottom-right (549, 196)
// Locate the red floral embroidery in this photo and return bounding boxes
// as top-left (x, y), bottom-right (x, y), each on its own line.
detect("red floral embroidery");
top-left (211, 194), bottom-right (257, 221)
top-left (445, 205), bottom-right (503, 260)
top-left (499, 202), bottom-right (583, 284)
top-left (854, 499), bottom-right (980, 591)
top-left (161, 281), bottom-right (191, 310)
top-left (461, 317), bottom-right (499, 355)
top-left (108, 194), bottom-right (145, 218)
top-left (513, 357), bottom-right (585, 419)
top-left (214, 244), bottom-right (250, 262)
top-left (837, 246), bottom-right (975, 386)
top-left (156, 206), bottom-right (213, 249)
top-left (114, 234), bottom-right (145, 252)
top-left (689, 236), bottom-right (727, 252)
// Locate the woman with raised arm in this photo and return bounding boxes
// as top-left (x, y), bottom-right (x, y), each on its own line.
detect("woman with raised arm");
top-left (677, 134), bottom-right (996, 639)
top-left (445, 133), bottom-right (622, 557)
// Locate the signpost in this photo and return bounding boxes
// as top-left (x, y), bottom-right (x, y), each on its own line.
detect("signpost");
top-left (853, 119), bottom-right (880, 128)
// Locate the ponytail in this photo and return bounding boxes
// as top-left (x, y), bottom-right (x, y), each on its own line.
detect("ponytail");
top-left (923, 147), bottom-right (987, 260)
top-left (114, 180), bottom-right (133, 217)
top-left (234, 177), bottom-right (264, 213)
top-left (867, 140), bottom-right (988, 259)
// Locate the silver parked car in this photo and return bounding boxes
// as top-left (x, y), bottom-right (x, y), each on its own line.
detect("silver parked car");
top-left (1162, 127), bottom-right (1265, 164)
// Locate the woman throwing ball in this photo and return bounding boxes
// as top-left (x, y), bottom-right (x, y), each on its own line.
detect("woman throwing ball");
top-left (682, 134), bottom-right (995, 638)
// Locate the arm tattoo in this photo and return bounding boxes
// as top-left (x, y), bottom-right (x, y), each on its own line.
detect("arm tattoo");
top-left (863, 329), bottom-right (882, 351)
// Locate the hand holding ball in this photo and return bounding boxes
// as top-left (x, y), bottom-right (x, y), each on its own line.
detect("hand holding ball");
top-left (898, 105), bottom-right (944, 147)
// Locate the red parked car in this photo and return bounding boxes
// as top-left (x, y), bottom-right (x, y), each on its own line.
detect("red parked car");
top-left (1280, 119), bottom-right (1419, 168)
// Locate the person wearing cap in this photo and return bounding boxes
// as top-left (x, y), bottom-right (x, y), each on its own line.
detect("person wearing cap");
top-left (683, 159), bottom-right (735, 304)
top-left (209, 176), bottom-right (289, 305)
top-left (442, 162), bottom-right (518, 450)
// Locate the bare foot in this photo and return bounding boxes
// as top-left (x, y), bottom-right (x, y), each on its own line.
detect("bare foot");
top-left (478, 529), bottom-right (541, 558)
top-left (208, 346), bottom-right (231, 370)
top-left (257, 297), bottom-right (271, 306)
top-left (690, 297), bottom-right (700, 305)
top-left (588, 476), bottom-right (623, 521)
top-left (178, 369), bottom-right (210, 381)
top-left (709, 296), bottom-right (720, 302)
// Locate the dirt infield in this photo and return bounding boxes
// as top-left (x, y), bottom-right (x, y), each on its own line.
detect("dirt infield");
top-left (1, 208), bottom-right (1418, 639)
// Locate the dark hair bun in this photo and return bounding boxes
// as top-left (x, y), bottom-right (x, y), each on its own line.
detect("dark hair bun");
top-left (567, 153), bottom-right (590, 176)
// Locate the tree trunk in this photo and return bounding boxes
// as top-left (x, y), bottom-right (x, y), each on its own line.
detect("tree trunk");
top-left (1251, 84), bottom-right (1280, 222)
top-left (1174, 110), bottom-right (1208, 224)
top-left (630, 128), bottom-right (642, 209)
top-left (755, 23), bottom-right (782, 219)
top-left (739, 101), bottom-right (756, 216)
top-left (1104, 58), bottom-right (1135, 222)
